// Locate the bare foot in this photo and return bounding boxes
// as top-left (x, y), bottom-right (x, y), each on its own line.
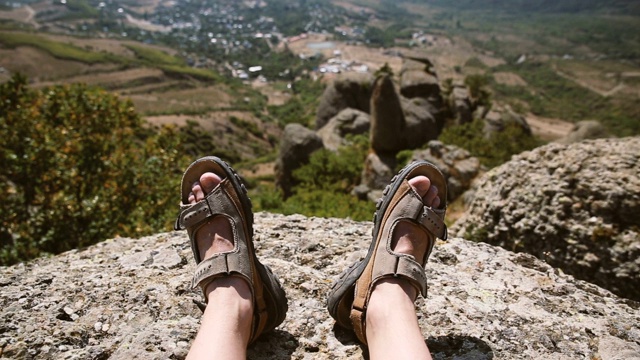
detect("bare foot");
top-left (365, 175), bottom-right (439, 359)
top-left (188, 172), bottom-right (234, 261)
top-left (186, 172), bottom-right (254, 355)
top-left (186, 172), bottom-right (255, 357)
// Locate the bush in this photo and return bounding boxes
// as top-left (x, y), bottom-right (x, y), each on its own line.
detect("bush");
top-left (440, 119), bottom-right (541, 168)
top-left (252, 135), bottom-right (374, 221)
top-left (0, 74), bottom-right (189, 265)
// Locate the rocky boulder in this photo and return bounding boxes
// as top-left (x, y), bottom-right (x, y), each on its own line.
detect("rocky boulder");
top-left (400, 59), bottom-right (440, 100)
top-left (557, 120), bottom-right (610, 144)
top-left (1, 213), bottom-right (639, 359)
top-left (316, 108), bottom-right (370, 152)
top-left (275, 124), bottom-right (323, 197)
top-left (369, 75), bottom-right (406, 156)
top-left (453, 137), bottom-right (640, 301)
top-left (411, 141), bottom-right (482, 201)
top-left (401, 96), bottom-right (442, 149)
top-left (315, 73), bottom-right (374, 130)
top-left (482, 104), bottom-right (532, 138)
top-left (448, 82), bottom-right (473, 125)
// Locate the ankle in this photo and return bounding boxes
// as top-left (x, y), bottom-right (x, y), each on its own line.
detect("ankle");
top-left (205, 277), bottom-right (254, 318)
top-left (367, 279), bottom-right (417, 320)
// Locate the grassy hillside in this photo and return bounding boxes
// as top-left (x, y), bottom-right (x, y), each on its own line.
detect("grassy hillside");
top-left (0, 30), bottom-right (281, 161)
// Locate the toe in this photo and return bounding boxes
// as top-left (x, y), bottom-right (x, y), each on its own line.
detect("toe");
top-left (189, 173), bottom-right (223, 204)
top-left (408, 175), bottom-right (440, 208)
top-left (199, 172), bottom-right (223, 193)
top-left (408, 176), bottom-right (431, 198)
top-left (423, 185), bottom-right (439, 207)
top-left (190, 182), bottom-right (205, 203)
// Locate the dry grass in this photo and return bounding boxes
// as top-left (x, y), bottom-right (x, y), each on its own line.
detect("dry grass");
top-left (493, 72), bottom-right (528, 87)
top-left (0, 47), bottom-right (117, 82)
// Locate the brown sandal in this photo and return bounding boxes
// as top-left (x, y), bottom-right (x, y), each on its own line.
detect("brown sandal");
top-left (174, 156), bottom-right (287, 343)
top-left (326, 160), bottom-right (447, 344)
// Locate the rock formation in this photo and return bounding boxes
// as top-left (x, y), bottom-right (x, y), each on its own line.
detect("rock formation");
top-left (2, 213), bottom-right (639, 359)
top-left (448, 81), bottom-right (473, 125)
top-left (411, 141), bottom-right (482, 202)
top-left (399, 58), bottom-right (440, 100)
top-left (481, 104), bottom-right (532, 138)
top-left (274, 124), bottom-right (323, 197)
top-left (557, 120), bottom-right (610, 144)
top-left (315, 73), bottom-right (374, 130)
top-left (369, 74), bottom-right (406, 155)
top-left (453, 137), bottom-right (640, 301)
top-left (316, 108), bottom-right (370, 152)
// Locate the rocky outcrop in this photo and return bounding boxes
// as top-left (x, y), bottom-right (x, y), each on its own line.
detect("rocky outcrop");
top-left (369, 75), bottom-right (406, 155)
top-left (557, 120), bottom-right (610, 144)
top-left (315, 73), bottom-right (374, 130)
top-left (316, 108), bottom-right (370, 151)
top-left (2, 212), bottom-right (639, 359)
top-left (401, 97), bottom-right (441, 148)
top-left (482, 104), bottom-right (531, 138)
top-left (399, 59), bottom-right (440, 100)
top-left (453, 137), bottom-right (640, 301)
top-left (275, 124), bottom-right (323, 197)
top-left (411, 141), bottom-right (482, 202)
top-left (448, 82), bottom-right (473, 125)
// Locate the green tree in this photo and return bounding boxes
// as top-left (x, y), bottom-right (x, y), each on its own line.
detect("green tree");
top-left (0, 74), bottom-right (188, 265)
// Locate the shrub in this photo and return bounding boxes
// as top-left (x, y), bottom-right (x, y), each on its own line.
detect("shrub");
top-left (252, 135), bottom-right (374, 221)
top-left (0, 74), bottom-right (189, 265)
top-left (440, 119), bottom-right (541, 168)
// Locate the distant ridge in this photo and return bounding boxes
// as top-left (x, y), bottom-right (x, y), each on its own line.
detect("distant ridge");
top-left (420, 0), bottom-right (640, 15)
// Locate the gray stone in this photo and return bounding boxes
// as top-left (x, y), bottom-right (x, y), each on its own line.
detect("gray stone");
top-left (315, 73), bottom-right (374, 130)
top-left (1, 213), bottom-right (638, 359)
top-left (316, 108), bottom-right (370, 151)
top-left (411, 141), bottom-right (483, 201)
top-left (449, 85), bottom-right (473, 125)
top-left (453, 137), bottom-right (640, 301)
top-left (481, 104), bottom-right (531, 138)
top-left (275, 124), bottom-right (324, 197)
top-left (401, 96), bottom-right (442, 149)
top-left (557, 120), bottom-right (610, 144)
top-left (361, 152), bottom-right (396, 190)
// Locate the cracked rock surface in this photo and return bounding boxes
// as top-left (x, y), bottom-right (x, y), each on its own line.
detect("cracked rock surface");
top-left (1, 212), bottom-right (639, 359)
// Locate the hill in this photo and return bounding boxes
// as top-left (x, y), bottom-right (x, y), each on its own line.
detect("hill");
top-left (0, 30), bottom-right (282, 161)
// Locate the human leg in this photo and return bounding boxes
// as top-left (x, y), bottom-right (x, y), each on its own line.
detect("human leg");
top-left (365, 176), bottom-right (438, 360)
top-left (175, 158), bottom-right (288, 360)
top-left (186, 174), bottom-right (253, 360)
top-left (327, 162), bottom-right (448, 359)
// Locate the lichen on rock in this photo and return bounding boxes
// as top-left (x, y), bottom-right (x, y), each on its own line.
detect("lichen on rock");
top-left (1, 212), bottom-right (638, 359)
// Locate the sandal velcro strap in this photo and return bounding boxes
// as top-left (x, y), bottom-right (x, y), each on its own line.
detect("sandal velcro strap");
top-left (419, 206), bottom-right (448, 240)
top-left (191, 251), bottom-right (252, 291)
top-left (370, 254), bottom-right (428, 297)
top-left (175, 199), bottom-right (213, 231)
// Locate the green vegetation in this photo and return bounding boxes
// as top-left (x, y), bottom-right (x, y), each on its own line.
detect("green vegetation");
top-left (490, 62), bottom-right (640, 136)
top-left (440, 119), bottom-right (542, 168)
top-left (124, 44), bottom-right (185, 67)
top-left (159, 64), bottom-right (222, 82)
top-left (253, 135), bottom-right (374, 221)
top-left (268, 78), bottom-right (325, 127)
top-left (62, 0), bottom-right (99, 20)
top-left (0, 31), bottom-right (222, 83)
top-left (0, 74), bottom-right (191, 265)
top-left (0, 32), bottom-right (120, 64)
